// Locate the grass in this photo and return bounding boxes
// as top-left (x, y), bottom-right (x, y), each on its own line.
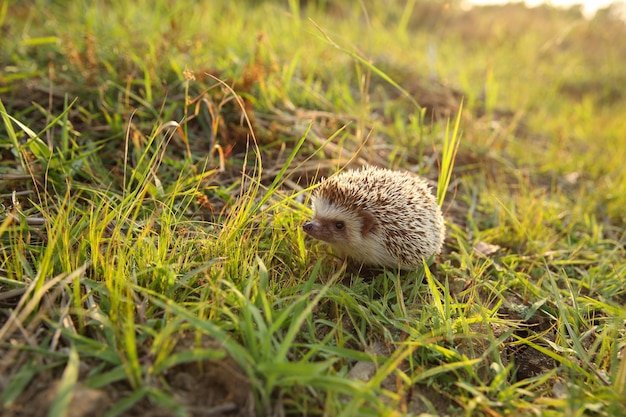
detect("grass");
top-left (1, 0), bottom-right (625, 416)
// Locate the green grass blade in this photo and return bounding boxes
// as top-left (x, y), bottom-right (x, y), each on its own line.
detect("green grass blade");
top-left (46, 346), bottom-right (80, 417)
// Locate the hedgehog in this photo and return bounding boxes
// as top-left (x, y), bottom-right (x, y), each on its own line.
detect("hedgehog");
top-left (302, 166), bottom-right (445, 269)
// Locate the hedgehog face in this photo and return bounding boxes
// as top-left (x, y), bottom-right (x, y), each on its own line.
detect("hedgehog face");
top-left (302, 197), bottom-right (365, 245)
top-left (302, 196), bottom-right (397, 267)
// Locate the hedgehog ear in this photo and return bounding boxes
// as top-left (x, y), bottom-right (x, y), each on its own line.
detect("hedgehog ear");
top-left (360, 210), bottom-right (376, 236)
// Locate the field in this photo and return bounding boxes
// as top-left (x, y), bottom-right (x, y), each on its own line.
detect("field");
top-left (1, 1), bottom-right (625, 416)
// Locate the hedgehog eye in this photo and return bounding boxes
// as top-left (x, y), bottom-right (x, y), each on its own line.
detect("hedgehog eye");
top-left (334, 221), bottom-right (345, 230)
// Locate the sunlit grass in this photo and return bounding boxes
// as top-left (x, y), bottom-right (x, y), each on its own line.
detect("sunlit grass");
top-left (1, 1), bottom-right (625, 416)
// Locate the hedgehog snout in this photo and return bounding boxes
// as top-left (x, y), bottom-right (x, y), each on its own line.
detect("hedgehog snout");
top-left (302, 219), bottom-right (339, 243)
top-left (302, 221), bottom-right (315, 234)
